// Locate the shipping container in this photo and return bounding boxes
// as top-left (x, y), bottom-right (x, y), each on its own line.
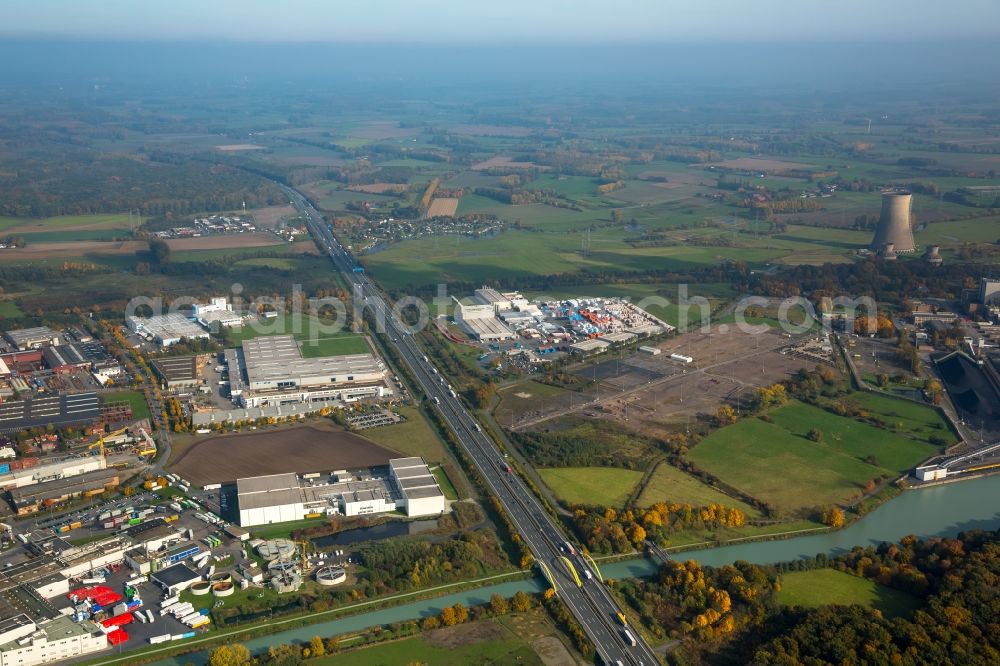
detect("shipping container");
top-left (0, 464), bottom-right (9, 475)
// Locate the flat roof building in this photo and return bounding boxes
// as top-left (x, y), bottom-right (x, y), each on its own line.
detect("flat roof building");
top-left (151, 563), bottom-right (201, 596)
top-left (126, 313), bottom-right (209, 347)
top-left (0, 393), bottom-right (101, 434)
top-left (389, 457), bottom-right (446, 517)
top-left (4, 327), bottom-right (60, 351)
top-left (153, 356), bottom-right (200, 388)
top-left (237, 458), bottom-right (445, 527)
top-left (236, 335), bottom-right (387, 408)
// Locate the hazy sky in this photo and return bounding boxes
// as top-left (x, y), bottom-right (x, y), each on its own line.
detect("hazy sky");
top-left (2, 0), bottom-right (999, 43)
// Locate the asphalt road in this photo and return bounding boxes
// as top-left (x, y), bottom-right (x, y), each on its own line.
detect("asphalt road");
top-left (286, 186), bottom-right (659, 666)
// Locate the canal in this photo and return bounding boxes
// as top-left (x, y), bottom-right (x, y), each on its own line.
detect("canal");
top-left (144, 474), bottom-right (1000, 666)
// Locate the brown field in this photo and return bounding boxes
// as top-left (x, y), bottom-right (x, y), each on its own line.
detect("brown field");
top-left (471, 155), bottom-right (546, 171)
top-left (166, 232), bottom-right (285, 251)
top-left (0, 240), bottom-right (146, 258)
top-left (350, 122), bottom-right (420, 140)
top-left (448, 124), bottom-right (534, 137)
top-left (703, 157), bottom-right (817, 174)
top-left (515, 327), bottom-right (833, 438)
top-left (169, 424), bottom-right (402, 485)
top-left (347, 183), bottom-right (410, 194)
top-left (426, 197), bottom-right (460, 217)
top-left (251, 205), bottom-right (297, 228)
top-left (215, 144), bottom-right (266, 151)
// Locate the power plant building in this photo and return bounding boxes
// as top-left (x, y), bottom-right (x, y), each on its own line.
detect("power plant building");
top-left (235, 335), bottom-right (388, 408)
top-left (870, 191), bottom-right (916, 254)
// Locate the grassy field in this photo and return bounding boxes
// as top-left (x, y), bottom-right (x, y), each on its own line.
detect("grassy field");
top-left (314, 609), bottom-right (559, 666)
top-left (299, 334), bottom-right (370, 358)
top-left (538, 466), bottom-right (643, 507)
top-left (0, 301), bottom-right (22, 317)
top-left (844, 392), bottom-right (958, 445)
top-left (687, 401), bottom-right (940, 512)
top-left (0, 213), bottom-right (132, 233)
top-left (224, 314), bottom-right (358, 350)
top-left (359, 406), bottom-right (449, 465)
top-left (496, 381), bottom-right (572, 422)
top-left (777, 568), bottom-right (920, 617)
top-left (636, 462), bottom-right (760, 517)
top-left (102, 390), bottom-right (152, 422)
top-left (430, 465), bottom-right (459, 500)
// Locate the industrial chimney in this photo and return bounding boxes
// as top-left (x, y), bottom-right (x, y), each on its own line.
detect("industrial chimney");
top-left (870, 191), bottom-right (915, 253)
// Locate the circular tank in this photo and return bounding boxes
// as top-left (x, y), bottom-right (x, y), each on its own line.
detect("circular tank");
top-left (209, 572), bottom-right (232, 584)
top-left (267, 560), bottom-right (299, 576)
top-left (257, 539), bottom-right (296, 561)
top-left (211, 581), bottom-right (234, 597)
top-left (190, 581), bottom-right (212, 596)
top-left (314, 566), bottom-right (347, 586)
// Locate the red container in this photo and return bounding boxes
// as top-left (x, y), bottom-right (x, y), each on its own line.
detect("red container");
top-left (107, 629), bottom-right (129, 645)
top-left (101, 612), bottom-right (133, 628)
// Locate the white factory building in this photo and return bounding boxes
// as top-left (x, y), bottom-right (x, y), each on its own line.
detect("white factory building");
top-left (236, 458), bottom-right (446, 527)
top-left (126, 312), bottom-right (210, 347)
top-left (0, 615), bottom-right (106, 666)
top-left (453, 298), bottom-right (515, 342)
top-left (234, 335), bottom-right (389, 408)
top-left (0, 456), bottom-right (106, 490)
top-left (193, 297), bottom-right (243, 329)
top-left (389, 457), bottom-right (448, 517)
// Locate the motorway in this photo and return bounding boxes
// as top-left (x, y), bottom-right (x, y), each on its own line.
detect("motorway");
top-left (285, 186), bottom-right (659, 666)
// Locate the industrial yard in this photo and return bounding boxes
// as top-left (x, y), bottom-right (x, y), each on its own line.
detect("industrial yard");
top-left (506, 327), bottom-right (837, 437)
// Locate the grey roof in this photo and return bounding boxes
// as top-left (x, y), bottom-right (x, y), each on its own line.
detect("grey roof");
top-left (0, 392), bottom-right (100, 434)
top-left (237, 473), bottom-right (299, 494)
top-left (404, 486), bottom-right (445, 500)
top-left (398, 475), bottom-right (437, 490)
top-left (241, 335), bottom-right (380, 386)
top-left (239, 488), bottom-right (303, 510)
top-left (152, 563), bottom-right (200, 588)
top-left (389, 457), bottom-right (425, 471)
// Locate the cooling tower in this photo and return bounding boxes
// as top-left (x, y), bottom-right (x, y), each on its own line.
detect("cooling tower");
top-left (870, 191), bottom-right (915, 253)
top-left (924, 245), bottom-right (943, 266)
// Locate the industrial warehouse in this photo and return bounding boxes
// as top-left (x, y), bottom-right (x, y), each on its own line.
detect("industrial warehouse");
top-left (236, 457), bottom-right (446, 527)
top-left (228, 335), bottom-right (390, 408)
top-left (126, 313), bottom-right (210, 348)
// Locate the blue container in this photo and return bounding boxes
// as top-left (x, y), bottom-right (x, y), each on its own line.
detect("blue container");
top-left (0, 464), bottom-right (9, 475)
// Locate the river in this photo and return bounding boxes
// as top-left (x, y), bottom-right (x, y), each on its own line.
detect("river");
top-left (143, 474), bottom-right (1000, 666)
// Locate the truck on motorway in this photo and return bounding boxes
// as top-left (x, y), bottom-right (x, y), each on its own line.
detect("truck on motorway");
top-left (432, 397), bottom-right (440, 405)
top-left (563, 541), bottom-right (576, 556)
top-left (616, 611), bottom-right (628, 627)
top-left (584, 569), bottom-right (593, 581)
top-left (621, 628), bottom-right (637, 647)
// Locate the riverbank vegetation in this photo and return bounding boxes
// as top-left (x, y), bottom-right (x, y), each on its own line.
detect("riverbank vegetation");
top-left (617, 529), bottom-right (1000, 665)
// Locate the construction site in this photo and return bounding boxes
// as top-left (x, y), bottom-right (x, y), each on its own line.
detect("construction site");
top-left (504, 327), bottom-right (837, 437)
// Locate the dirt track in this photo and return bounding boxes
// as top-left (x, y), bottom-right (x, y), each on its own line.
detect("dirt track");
top-left (169, 424), bottom-right (401, 485)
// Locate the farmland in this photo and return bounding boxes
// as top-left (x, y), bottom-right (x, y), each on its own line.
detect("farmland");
top-left (686, 401), bottom-right (940, 513)
top-left (537, 466), bottom-right (643, 508)
top-left (776, 569), bottom-right (920, 618)
top-left (169, 423), bottom-right (401, 485)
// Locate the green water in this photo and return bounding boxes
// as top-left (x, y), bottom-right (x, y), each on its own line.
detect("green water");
top-left (144, 474), bottom-right (1000, 665)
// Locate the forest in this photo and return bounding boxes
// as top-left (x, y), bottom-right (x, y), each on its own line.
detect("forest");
top-left (616, 529), bottom-right (1000, 665)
